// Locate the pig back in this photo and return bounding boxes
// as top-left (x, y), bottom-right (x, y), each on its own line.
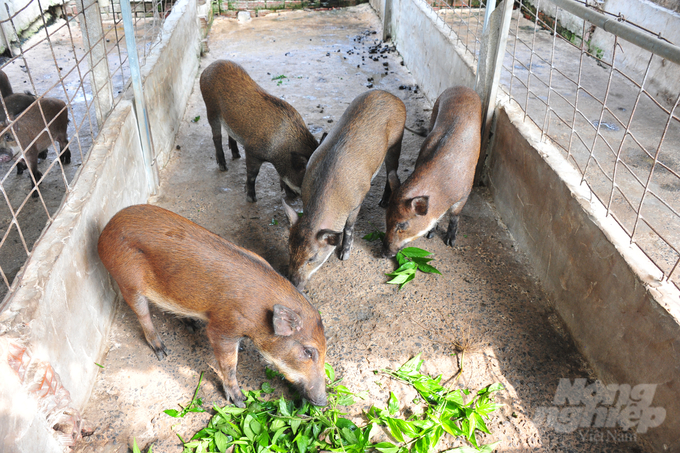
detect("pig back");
top-left (98, 204), bottom-right (311, 331)
top-left (301, 90), bottom-right (406, 213)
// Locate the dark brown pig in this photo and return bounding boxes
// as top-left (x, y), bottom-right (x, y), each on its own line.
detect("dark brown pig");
top-left (0, 70), bottom-right (13, 98)
top-left (200, 60), bottom-right (323, 203)
top-left (98, 204), bottom-right (328, 408)
top-left (0, 95), bottom-right (70, 197)
top-left (284, 90), bottom-right (406, 290)
top-left (382, 86), bottom-right (482, 257)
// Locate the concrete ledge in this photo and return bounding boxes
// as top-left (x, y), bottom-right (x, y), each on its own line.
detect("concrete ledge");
top-left (488, 97), bottom-right (680, 451)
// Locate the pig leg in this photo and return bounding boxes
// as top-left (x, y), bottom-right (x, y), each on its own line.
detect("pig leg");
top-left (245, 153), bottom-right (263, 203)
top-left (58, 137), bottom-right (71, 165)
top-left (444, 198), bottom-right (468, 246)
top-left (206, 325), bottom-right (245, 408)
top-left (426, 228), bottom-right (436, 239)
top-left (379, 139), bottom-right (402, 208)
top-left (338, 205), bottom-right (360, 260)
top-left (280, 178), bottom-right (297, 200)
top-left (206, 111), bottom-right (228, 171)
top-left (25, 149), bottom-right (42, 199)
top-left (125, 292), bottom-right (168, 360)
top-left (228, 136), bottom-right (241, 159)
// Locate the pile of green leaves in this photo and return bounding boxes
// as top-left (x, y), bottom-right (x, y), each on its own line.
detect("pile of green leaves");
top-left (362, 229), bottom-right (441, 289)
top-left (174, 357), bottom-right (502, 453)
top-left (179, 364), bottom-right (371, 453)
top-left (368, 354), bottom-right (502, 453)
top-left (385, 247), bottom-right (441, 289)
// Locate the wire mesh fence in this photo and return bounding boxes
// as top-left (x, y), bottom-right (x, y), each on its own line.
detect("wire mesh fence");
top-left (499, 0), bottom-right (680, 291)
top-left (420, 0), bottom-right (680, 292)
top-left (0, 0), bottom-right (174, 303)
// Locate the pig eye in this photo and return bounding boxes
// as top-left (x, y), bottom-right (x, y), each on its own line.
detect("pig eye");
top-left (303, 347), bottom-right (316, 360)
top-left (396, 222), bottom-right (408, 232)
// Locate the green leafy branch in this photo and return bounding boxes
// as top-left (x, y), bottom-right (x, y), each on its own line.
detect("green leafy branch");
top-left (164, 371), bottom-right (207, 418)
top-left (369, 353), bottom-right (503, 453)
top-left (386, 247), bottom-right (441, 289)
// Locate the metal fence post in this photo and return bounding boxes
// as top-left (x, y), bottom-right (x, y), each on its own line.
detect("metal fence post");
top-left (76, 0), bottom-right (114, 126)
top-left (474, 0), bottom-right (514, 184)
top-left (120, 0), bottom-right (159, 195)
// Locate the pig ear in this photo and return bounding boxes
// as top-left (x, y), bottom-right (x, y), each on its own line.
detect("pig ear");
top-left (273, 304), bottom-right (302, 336)
top-left (388, 170), bottom-right (401, 192)
top-left (318, 132), bottom-right (328, 146)
top-left (291, 152), bottom-right (309, 171)
top-left (317, 229), bottom-right (342, 246)
top-left (410, 196), bottom-right (429, 216)
top-left (283, 199), bottom-right (300, 227)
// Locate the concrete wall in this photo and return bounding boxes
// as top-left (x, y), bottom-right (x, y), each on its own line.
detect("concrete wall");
top-left (0, 0), bottom-right (201, 450)
top-left (372, 0), bottom-right (680, 450)
top-left (488, 99), bottom-right (680, 451)
top-left (0, 0), bottom-right (66, 53)
top-left (374, 0), bottom-right (476, 103)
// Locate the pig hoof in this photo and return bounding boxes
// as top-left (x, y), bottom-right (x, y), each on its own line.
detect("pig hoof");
top-left (378, 198), bottom-right (389, 208)
top-left (218, 164), bottom-right (228, 172)
top-left (246, 194), bottom-right (257, 203)
top-left (60, 151), bottom-right (71, 165)
top-left (38, 150), bottom-right (48, 160)
top-left (152, 343), bottom-right (168, 360)
top-left (443, 236), bottom-right (456, 247)
top-left (232, 152), bottom-right (241, 159)
top-left (31, 190), bottom-right (39, 199)
top-left (426, 229), bottom-right (435, 239)
top-left (339, 248), bottom-right (352, 260)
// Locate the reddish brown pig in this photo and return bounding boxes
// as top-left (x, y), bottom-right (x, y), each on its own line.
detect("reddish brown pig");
top-left (98, 204), bottom-right (328, 408)
top-left (0, 95), bottom-right (70, 197)
top-left (382, 86), bottom-right (482, 257)
top-left (284, 90), bottom-right (406, 290)
top-left (200, 60), bottom-right (323, 203)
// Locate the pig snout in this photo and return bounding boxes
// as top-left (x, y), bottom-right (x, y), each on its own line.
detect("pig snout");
top-left (301, 377), bottom-right (328, 406)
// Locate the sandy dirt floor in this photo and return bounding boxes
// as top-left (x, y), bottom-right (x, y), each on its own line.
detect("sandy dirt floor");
top-left (75, 6), bottom-right (650, 453)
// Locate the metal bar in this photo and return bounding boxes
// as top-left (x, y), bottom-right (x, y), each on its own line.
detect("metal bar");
top-left (120, 0), bottom-right (159, 195)
top-left (547, 0), bottom-right (680, 66)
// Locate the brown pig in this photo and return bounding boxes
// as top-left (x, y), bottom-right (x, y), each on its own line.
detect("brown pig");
top-left (97, 204), bottom-right (328, 408)
top-left (284, 90), bottom-right (406, 290)
top-left (382, 86), bottom-right (482, 257)
top-left (199, 60), bottom-right (323, 203)
top-left (0, 95), bottom-right (70, 197)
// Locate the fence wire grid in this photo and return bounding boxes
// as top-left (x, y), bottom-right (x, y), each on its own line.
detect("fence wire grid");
top-left (423, 0), bottom-right (680, 292)
top-left (0, 0), bottom-right (174, 304)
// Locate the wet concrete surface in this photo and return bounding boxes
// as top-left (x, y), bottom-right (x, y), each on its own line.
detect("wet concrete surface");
top-left (75, 6), bottom-right (651, 453)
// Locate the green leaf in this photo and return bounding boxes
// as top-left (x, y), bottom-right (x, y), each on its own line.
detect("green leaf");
top-left (393, 261), bottom-right (418, 273)
top-left (214, 431), bottom-right (228, 453)
top-left (399, 272), bottom-right (416, 289)
top-left (261, 381), bottom-right (275, 393)
top-left (95, 362), bottom-right (104, 368)
top-left (396, 252), bottom-right (408, 266)
top-left (385, 418), bottom-right (406, 443)
top-left (416, 263), bottom-right (442, 274)
top-left (400, 247), bottom-right (433, 258)
top-left (398, 353), bottom-right (424, 375)
top-left (441, 418), bottom-right (465, 437)
top-left (290, 418), bottom-right (302, 434)
top-left (410, 256), bottom-right (433, 265)
top-left (386, 272), bottom-right (413, 285)
top-left (164, 409), bottom-right (181, 418)
top-left (132, 438), bottom-right (142, 453)
top-left (373, 442), bottom-right (400, 453)
top-left (266, 367), bottom-right (284, 380)
top-left (477, 383), bottom-right (504, 396)
top-left (324, 363), bottom-right (335, 382)
top-left (192, 116), bottom-right (201, 122)
top-left (388, 392), bottom-right (399, 416)
top-left (363, 230), bottom-right (385, 241)
top-left (269, 218), bottom-right (279, 226)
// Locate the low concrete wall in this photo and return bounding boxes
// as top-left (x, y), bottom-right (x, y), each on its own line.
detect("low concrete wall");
top-left (0, 0), bottom-right (201, 450)
top-left (141, 0), bottom-right (202, 169)
top-left (385, 0), bottom-right (476, 102)
top-left (488, 99), bottom-right (680, 451)
top-left (373, 0), bottom-right (680, 449)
